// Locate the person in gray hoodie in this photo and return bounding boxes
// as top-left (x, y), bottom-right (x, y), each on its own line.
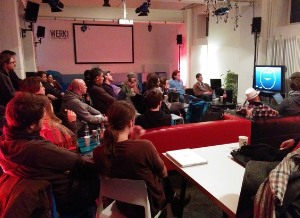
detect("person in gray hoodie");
top-left (278, 72), bottom-right (300, 116)
top-left (60, 79), bottom-right (107, 137)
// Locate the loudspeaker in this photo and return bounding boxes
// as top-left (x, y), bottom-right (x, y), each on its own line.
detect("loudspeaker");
top-left (25, 1), bottom-right (40, 23)
top-left (37, 26), bottom-right (45, 38)
top-left (251, 17), bottom-right (261, 34)
top-left (176, 34), bottom-right (182, 45)
top-left (225, 90), bottom-right (233, 103)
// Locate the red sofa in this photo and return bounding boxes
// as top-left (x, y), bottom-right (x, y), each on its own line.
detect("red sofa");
top-left (141, 113), bottom-right (251, 170)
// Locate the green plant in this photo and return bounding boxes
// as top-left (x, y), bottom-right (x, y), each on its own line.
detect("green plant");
top-left (221, 69), bottom-right (238, 103)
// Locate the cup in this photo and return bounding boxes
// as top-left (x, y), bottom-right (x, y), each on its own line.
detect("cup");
top-left (220, 96), bottom-right (224, 104)
top-left (238, 136), bottom-right (248, 148)
top-left (84, 136), bottom-right (91, 146)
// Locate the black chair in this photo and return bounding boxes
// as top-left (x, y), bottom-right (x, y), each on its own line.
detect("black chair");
top-left (185, 88), bottom-right (194, 96)
top-left (168, 92), bottom-right (180, 103)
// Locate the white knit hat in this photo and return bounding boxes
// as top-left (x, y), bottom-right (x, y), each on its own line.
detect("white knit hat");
top-left (245, 87), bottom-right (260, 101)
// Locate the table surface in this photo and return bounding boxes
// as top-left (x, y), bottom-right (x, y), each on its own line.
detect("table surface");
top-left (163, 143), bottom-right (245, 218)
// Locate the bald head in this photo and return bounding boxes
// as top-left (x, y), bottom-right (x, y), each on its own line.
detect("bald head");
top-left (70, 79), bottom-right (87, 95)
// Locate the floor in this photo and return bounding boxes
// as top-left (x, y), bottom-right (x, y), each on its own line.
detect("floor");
top-left (168, 171), bottom-right (223, 218)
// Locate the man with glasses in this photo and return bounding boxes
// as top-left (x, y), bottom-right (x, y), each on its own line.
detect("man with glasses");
top-left (0, 53), bottom-right (16, 106)
top-left (278, 72), bottom-right (300, 116)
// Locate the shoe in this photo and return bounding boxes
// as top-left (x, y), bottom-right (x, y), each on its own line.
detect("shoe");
top-left (171, 193), bottom-right (191, 217)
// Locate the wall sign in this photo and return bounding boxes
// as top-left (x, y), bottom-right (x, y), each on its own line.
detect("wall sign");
top-left (50, 29), bottom-right (69, 39)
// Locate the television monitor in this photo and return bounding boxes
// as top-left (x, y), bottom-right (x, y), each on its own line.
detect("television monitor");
top-left (210, 79), bottom-right (222, 89)
top-left (253, 65), bottom-right (286, 93)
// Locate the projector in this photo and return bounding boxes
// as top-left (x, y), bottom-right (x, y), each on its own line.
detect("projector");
top-left (118, 19), bottom-right (133, 25)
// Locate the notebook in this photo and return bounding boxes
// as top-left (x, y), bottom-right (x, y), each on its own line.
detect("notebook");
top-left (166, 148), bottom-right (208, 167)
top-left (273, 93), bottom-right (284, 105)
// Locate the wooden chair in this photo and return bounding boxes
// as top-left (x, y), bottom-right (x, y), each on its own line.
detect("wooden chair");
top-left (96, 177), bottom-right (170, 218)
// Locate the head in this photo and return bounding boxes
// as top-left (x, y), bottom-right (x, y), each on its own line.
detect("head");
top-left (5, 92), bottom-right (47, 132)
top-left (172, 70), bottom-right (180, 80)
top-left (70, 79), bottom-right (87, 96)
top-left (127, 72), bottom-right (136, 83)
top-left (145, 88), bottom-right (163, 110)
top-left (159, 77), bottom-right (168, 89)
top-left (146, 73), bottom-right (159, 90)
top-left (47, 74), bottom-right (54, 83)
top-left (90, 68), bottom-right (104, 85)
top-left (196, 73), bottom-right (203, 82)
top-left (19, 77), bottom-right (45, 95)
top-left (245, 87), bottom-right (260, 102)
top-left (103, 71), bottom-right (113, 83)
top-left (289, 72), bottom-right (300, 91)
top-left (0, 53), bottom-right (15, 73)
top-left (1, 50), bottom-right (16, 68)
top-left (36, 71), bottom-right (48, 83)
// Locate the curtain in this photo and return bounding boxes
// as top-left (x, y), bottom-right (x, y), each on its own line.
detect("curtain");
top-left (265, 36), bottom-right (300, 93)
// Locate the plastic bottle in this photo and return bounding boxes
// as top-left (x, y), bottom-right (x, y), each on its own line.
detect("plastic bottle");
top-left (84, 124), bottom-right (90, 136)
top-left (223, 90), bottom-right (227, 103)
top-left (96, 125), bottom-right (101, 146)
top-left (212, 90), bottom-right (216, 103)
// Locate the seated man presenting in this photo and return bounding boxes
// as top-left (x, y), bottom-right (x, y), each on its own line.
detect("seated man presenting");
top-left (192, 73), bottom-right (213, 101)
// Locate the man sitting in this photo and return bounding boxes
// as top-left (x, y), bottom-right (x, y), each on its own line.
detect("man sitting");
top-left (102, 71), bottom-right (126, 100)
top-left (243, 87), bottom-right (279, 118)
top-left (135, 88), bottom-right (172, 129)
top-left (121, 72), bottom-right (140, 101)
top-left (60, 79), bottom-right (107, 137)
top-left (192, 73), bottom-right (213, 101)
top-left (278, 72), bottom-right (300, 116)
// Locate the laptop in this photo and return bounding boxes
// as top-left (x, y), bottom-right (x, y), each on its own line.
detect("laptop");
top-left (273, 93), bottom-right (284, 105)
top-left (166, 148), bottom-right (208, 167)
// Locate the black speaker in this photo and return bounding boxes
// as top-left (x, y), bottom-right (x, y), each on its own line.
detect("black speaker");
top-left (176, 34), bottom-right (182, 45)
top-left (251, 17), bottom-right (261, 34)
top-left (225, 90), bottom-right (233, 103)
top-left (25, 1), bottom-right (40, 23)
top-left (37, 26), bottom-right (45, 38)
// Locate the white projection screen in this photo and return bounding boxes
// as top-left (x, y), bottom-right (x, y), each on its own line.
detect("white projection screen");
top-left (73, 24), bottom-right (134, 64)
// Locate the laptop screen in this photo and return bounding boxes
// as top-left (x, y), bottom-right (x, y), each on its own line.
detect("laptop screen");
top-left (273, 93), bottom-right (284, 104)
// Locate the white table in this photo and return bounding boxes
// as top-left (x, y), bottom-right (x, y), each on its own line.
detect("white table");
top-left (171, 113), bottom-right (184, 125)
top-left (163, 143), bottom-right (245, 218)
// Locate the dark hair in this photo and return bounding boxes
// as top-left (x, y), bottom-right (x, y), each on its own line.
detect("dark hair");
top-left (36, 71), bottom-right (46, 78)
top-left (0, 53), bottom-right (12, 68)
top-left (145, 88), bottom-right (162, 109)
top-left (172, 70), bottom-right (180, 80)
top-left (146, 73), bottom-right (159, 90)
top-left (101, 101), bottom-right (136, 175)
top-left (103, 71), bottom-right (110, 82)
top-left (89, 68), bottom-right (103, 82)
top-left (1, 50), bottom-right (16, 56)
top-left (196, 73), bottom-right (202, 79)
top-left (19, 77), bottom-right (42, 94)
top-left (6, 92), bottom-right (47, 129)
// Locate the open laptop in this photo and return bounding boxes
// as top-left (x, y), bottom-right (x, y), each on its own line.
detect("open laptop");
top-left (166, 148), bottom-right (208, 167)
top-left (273, 93), bottom-right (284, 105)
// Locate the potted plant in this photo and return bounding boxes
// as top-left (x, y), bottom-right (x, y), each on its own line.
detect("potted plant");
top-left (222, 69), bottom-right (238, 103)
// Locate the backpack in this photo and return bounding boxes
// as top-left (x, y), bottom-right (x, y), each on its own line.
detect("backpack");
top-left (186, 99), bottom-right (209, 123)
top-left (201, 106), bottom-right (224, 122)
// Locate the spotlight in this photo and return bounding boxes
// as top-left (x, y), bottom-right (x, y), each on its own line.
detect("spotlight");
top-left (135, 0), bottom-right (151, 16)
top-left (80, 22), bottom-right (89, 33)
top-left (103, 0), bottom-right (111, 7)
top-left (148, 22), bottom-right (152, 32)
top-left (213, 6), bottom-right (231, 16)
top-left (42, 0), bottom-right (64, 12)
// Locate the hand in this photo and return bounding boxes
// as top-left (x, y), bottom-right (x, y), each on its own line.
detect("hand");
top-left (173, 87), bottom-right (177, 92)
top-left (47, 94), bottom-right (57, 100)
top-left (280, 139), bottom-right (295, 150)
top-left (245, 108), bottom-right (253, 118)
top-left (130, 125), bottom-right (145, 140)
top-left (66, 110), bottom-right (76, 122)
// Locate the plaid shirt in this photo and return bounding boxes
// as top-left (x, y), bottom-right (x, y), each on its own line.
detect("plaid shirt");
top-left (254, 149), bottom-right (300, 218)
top-left (247, 102), bottom-right (279, 118)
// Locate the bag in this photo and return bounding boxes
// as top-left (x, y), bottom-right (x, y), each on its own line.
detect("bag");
top-left (186, 99), bottom-right (209, 123)
top-left (201, 106), bottom-right (224, 122)
top-left (230, 143), bottom-right (292, 167)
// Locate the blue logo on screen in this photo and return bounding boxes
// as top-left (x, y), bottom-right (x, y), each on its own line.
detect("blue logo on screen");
top-left (255, 67), bottom-right (281, 91)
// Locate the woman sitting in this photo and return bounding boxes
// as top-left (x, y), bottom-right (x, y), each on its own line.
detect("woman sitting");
top-left (93, 101), bottom-right (177, 218)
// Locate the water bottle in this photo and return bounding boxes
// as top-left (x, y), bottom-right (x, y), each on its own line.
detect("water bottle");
top-left (96, 125), bottom-right (101, 146)
top-left (223, 90), bottom-right (227, 103)
top-left (212, 90), bottom-right (216, 103)
top-left (84, 124), bottom-right (90, 136)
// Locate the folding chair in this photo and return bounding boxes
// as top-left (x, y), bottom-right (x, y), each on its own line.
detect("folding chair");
top-left (96, 176), bottom-right (171, 218)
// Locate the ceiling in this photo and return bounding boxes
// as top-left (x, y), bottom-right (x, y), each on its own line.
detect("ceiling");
top-left (30, 0), bottom-right (257, 11)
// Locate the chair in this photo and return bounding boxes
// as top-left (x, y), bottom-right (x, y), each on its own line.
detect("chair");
top-left (97, 177), bottom-right (170, 218)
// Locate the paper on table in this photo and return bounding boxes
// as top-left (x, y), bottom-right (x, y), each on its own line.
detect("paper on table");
top-left (166, 148), bottom-right (208, 167)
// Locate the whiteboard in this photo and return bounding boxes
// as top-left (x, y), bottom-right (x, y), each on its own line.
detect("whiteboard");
top-left (73, 24), bottom-right (134, 64)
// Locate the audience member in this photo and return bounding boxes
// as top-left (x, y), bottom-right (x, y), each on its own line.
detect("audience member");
top-left (19, 77), bottom-right (77, 149)
top-left (243, 87), bottom-right (279, 118)
top-left (93, 101), bottom-right (185, 218)
top-left (0, 53), bottom-right (16, 106)
top-left (47, 73), bottom-right (63, 92)
top-left (36, 71), bottom-right (63, 113)
top-left (136, 88), bottom-right (172, 129)
top-left (89, 68), bottom-right (116, 114)
top-left (193, 73), bottom-right (213, 101)
top-left (0, 50), bottom-right (22, 90)
top-left (102, 71), bottom-right (126, 100)
top-left (0, 92), bottom-right (99, 217)
top-left (121, 72), bottom-right (140, 101)
top-left (168, 69), bottom-right (185, 103)
top-left (60, 79), bottom-right (107, 137)
top-left (278, 72), bottom-right (300, 116)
